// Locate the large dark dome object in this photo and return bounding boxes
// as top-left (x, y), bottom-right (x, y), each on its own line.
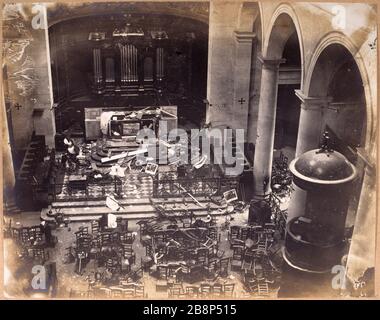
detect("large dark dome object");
top-left (289, 132), bottom-right (357, 185)
top-left (290, 149), bottom-right (357, 184)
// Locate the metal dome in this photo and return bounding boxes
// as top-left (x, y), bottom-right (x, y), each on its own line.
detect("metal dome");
top-left (289, 133), bottom-right (357, 185)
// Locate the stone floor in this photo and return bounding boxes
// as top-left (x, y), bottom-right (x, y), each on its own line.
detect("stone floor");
top-left (4, 209), bottom-right (276, 299)
top-left (3, 146), bottom-right (346, 299)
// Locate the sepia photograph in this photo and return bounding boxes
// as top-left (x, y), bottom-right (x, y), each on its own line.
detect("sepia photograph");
top-left (1, 1), bottom-right (378, 301)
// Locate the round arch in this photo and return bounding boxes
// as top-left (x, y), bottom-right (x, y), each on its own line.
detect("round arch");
top-left (304, 32), bottom-right (374, 153)
top-left (262, 3), bottom-right (304, 86)
top-left (237, 2), bottom-right (260, 31)
top-left (257, 2), bottom-right (265, 51)
top-left (47, 2), bottom-right (210, 28)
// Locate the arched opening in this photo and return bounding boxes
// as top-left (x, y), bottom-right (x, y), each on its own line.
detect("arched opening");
top-left (279, 43), bottom-right (368, 298)
top-left (265, 12), bottom-right (302, 161)
top-left (275, 32), bottom-right (301, 151)
top-left (308, 43), bottom-right (367, 228)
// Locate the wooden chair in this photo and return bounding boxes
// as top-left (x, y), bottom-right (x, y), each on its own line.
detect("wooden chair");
top-left (176, 249), bottom-right (185, 261)
top-left (157, 265), bottom-right (168, 280)
top-left (197, 248), bottom-right (209, 265)
top-left (243, 249), bottom-right (255, 263)
top-left (219, 258), bottom-right (230, 277)
top-left (202, 237), bottom-right (216, 257)
top-left (208, 257), bottom-right (218, 268)
top-left (123, 248), bottom-right (136, 265)
top-left (240, 227), bottom-right (249, 241)
top-left (185, 286), bottom-right (199, 298)
top-left (168, 264), bottom-right (181, 279)
top-left (200, 283), bottom-right (212, 297)
top-left (111, 232), bottom-right (120, 243)
top-left (210, 216), bottom-right (217, 227)
top-left (241, 259), bottom-right (254, 272)
top-left (169, 286), bottom-right (185, 298)
top-left (223, 283), bottom-right (235, 297)
top-left (140, 234), bottom-right (152, 247)
top-left (32, 248), bottom-right (48, 263)
top-left (135, 285), bottom-right (145, 298)
top-left (182, 217), bottom-right (192, 228)
top-left (212, 283), bottom-right (224, 297)
top-left (141, 256), bottom-right (153, 272)
top-left (208, 226), bottom-right (218, 241)
top-left (123, 286), bottom-right (136, 298)
top-left (91, 234), bottom-right (101, 248)
top-left (111, 287), bottom-right (123, 298)
top-left (145, 245), bottom-right (154, 257)
top-left (75, 226), bottom-right (89, 238)
top-left (20, 228), bottom-right (30, 245)
top-left (100, 232), bottom-right (111, 246)
top-left (154, 231), bottom-right (165, 243)
top-left (106, 257), bottom-right (121, 274)
top-left (138, 221), bottom-right (148, 237)
top-left (252, 281), bottom-right (269, 297)
top-left (91, 220), bottom-right (100, 234)
top-left (229, 226), bottom-right (240, 243)
top-left (178, 263), bottom-right (191, 282)
top-left (116, 217), bottom-right (129, 232)
top-left (122, 232), bottom-right (135, 244)
top-left (231, 245), bottom-right (244, 271)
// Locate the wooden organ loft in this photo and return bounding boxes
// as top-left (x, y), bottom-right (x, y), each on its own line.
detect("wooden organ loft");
top-left (90, 28), bottom-right (169, 96)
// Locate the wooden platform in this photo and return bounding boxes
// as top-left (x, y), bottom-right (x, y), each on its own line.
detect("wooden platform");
top-left (41, 196), bottom-right (229, 222)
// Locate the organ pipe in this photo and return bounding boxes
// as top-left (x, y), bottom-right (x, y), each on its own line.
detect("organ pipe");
top-left (93, 48), bottom-right (103, 88)
top-left (120, 44), bottom-right (138, 85)
top-left (156, 47), bottom-right (164, 81)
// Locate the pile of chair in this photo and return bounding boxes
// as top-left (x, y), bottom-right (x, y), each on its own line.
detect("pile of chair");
top-left (138, 215), bottom-right (231, 294)
top-left (264, 193), bottom-right (288, 239)
top-left (168, 282), bottom-right (235, 298)
top-left (271, 151), bottom-right (293, 197)
top-left (9, 224), bottom-right (52, 264)
top-left (69, 218), bottom-right (138, 285)
top-left (228, 224), bottom-right (281, 297)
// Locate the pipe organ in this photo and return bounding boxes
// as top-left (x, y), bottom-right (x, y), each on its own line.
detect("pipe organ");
top-left (90, 31), bottom-right (169, 95)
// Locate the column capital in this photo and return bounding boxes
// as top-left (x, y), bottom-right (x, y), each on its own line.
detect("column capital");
top-left (295, 89), bottom-right (332, 110)
top-left (258, 56), bottom-right (286, 70)
top-left (234, 31), bottom-right (256, 43)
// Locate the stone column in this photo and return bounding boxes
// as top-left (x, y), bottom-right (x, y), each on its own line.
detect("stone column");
top-left (252, 57), bottom-right (284, 198)
top-left (2, 93), bottom-right (15, 198)
top-left (206, 0), bottom-right (241, 128)
top-left (3, 4), bottom-right (56, 149)
top-left (232, 31), bottom-right (256, 132)
top-left (32, 5), bottom-right (56, 148)
top-left (287, 90), bottom-right (328, 220)
top-left (294, 90), bottom-right (329, 157)
top-left (346, 162), bottom-right (376, 285)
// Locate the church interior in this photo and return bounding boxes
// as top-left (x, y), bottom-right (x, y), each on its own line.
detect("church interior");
top-left (2, 2), bottom-right (377, 299)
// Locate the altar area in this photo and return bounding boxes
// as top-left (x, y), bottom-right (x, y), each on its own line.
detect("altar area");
top-left (41, 106), bottom-right (241, 223)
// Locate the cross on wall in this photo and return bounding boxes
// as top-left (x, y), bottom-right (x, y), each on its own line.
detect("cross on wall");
top-left (238, 98), bottom-right (246, 105)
